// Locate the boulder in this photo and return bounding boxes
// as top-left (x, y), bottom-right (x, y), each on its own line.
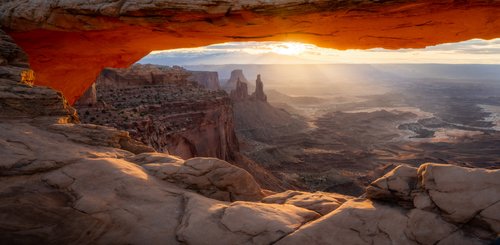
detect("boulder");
top-left (418, 163), bottom-right (500, 229)
top-left (177, 194), bottom-right (319, 245)
top-left (366, 165), bottom-right (417, 203)
top-left (262, 190), bottom-right (353, 215)
top-left (129, 154), bottom-right (265, 201)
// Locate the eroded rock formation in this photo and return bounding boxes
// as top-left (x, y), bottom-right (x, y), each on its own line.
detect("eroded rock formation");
top-left (1, 4), bottom-right (500, 244)
top-left (262, 190), bottom-right (353, 216)
top-left (2, 0), bottom-right (500, 103)
top-left (76, 64), bottom-right (239, 161)
top-left (229, 78), bottom-right (249, 101)
top-left (2, 66), bottom-right (498, 244)
top-left (251, 74), bottom-right (267, 102)
top-left (224, 69), bottom-right (250, 92)
top-left (188, 71), bottom-right (221, 90)
top-left (278, 164), bottom-right (500, 245)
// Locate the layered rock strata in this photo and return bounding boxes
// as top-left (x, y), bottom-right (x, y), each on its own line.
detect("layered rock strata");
top-left (224, 69), bottom-right (250, 92)
top-left (229, 78), bottom-right (249, 101)
top-left (76, 64), bottom-right (239, 161)
top-left (251, 74), bottom-right (267, 102)
top-left (188, 71), bottom-right (221, 90)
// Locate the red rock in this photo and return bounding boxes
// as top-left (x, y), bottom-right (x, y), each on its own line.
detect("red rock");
top-left (250, 74), bottom-right (267, 102)
top-left (2, 1), bottom-right (500, 103)
top-left (76, 64), bottom-right (239, 162)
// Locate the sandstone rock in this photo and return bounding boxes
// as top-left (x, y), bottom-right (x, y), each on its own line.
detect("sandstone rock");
top-left (277, 199), bottom-right (417, 245)
top-left (224, 69), bottom-right (249, 92)
top-left (188, 71), bottom-right (221, 90)
top-left (418, 163), bottom-right (500, 226)
top-left (250, 74), bottom-right (267, 102)
top-left (0, 30), bottom-right (78, 123)
top-left (47, 123), bottom-right (155, 154)
top-left (412, 191), bottom-right (435, 210)
top-left (76, 64), bottom-right (239, 161)
top-left (3, 1), bottom-right (500, 103)
top-left (366, 165), bottom-right (417, 205)
top-left (97, 64), bottom-right (192, 89)
top-left (406, 209), bottom-right (458, 245)
top-left (437, 230), bottom-right (488, 245)
top-left (75, 82), bottom-right (96, 106)
top-left (262, 190), bottom-right (353, 215)
top-left (2, 30), bottom-right (499, 245)
top-left (230, 78), bottom-right (249, 101)
top-left (176, 193), bottom-right (319, 245)
top-left (129, 154), bottom-right (265, 201)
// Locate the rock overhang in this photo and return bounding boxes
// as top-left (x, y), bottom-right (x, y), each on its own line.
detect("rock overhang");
top-left (2, 0), bottom-right (500, 104)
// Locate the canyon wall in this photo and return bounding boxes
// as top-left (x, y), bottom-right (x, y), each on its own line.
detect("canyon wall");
top-left (230, 71), bottom-right (306, 141)
top-left (76, 64), bottom-right (239, 161)
top-left (188, 71), bottom-right (221, 90)
top-left (224, 69), bottom-right (250, 92)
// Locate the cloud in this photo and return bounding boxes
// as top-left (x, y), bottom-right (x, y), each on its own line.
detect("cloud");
top-left (141, 39), bottom-right (500, 65)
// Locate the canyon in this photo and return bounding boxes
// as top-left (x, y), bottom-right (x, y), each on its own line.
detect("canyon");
top-left (1, 0), bottom-right (500, 244)
top-left (75, 64), bottom-right (290, 191)
top-left (76, 64), bottom-right (238, 161)
top-left (1, 30), bottom-right (499, 244)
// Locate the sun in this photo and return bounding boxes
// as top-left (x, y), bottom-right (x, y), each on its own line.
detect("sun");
top-left (270, 42), bottom-right (309, 55)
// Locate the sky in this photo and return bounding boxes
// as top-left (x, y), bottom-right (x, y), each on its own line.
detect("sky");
top-left (139, 38), bottom-right (500, 65)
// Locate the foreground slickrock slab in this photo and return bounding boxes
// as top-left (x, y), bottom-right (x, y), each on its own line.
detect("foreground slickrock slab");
top-left (262, 190), bottom-right (353, 216)
top-left (2, 1), bottom-right (500, 103)
top-left (177, 194), bottom-right (319, 245)
top-left (278, 164), bottom-right (500, 245)
top-left (129, 153), bottom-right (265, 201)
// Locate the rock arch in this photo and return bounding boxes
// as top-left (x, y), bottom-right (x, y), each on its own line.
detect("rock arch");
top-left (2, 0), bottom-right (500, 103)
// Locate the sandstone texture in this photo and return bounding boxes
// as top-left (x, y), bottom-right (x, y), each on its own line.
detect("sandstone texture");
top-left (129, 154), bottom-right (265, 202)
top-left (1, 30), bottom-right (499, 245)
top-left (3, 0), bottom-right (500, 103)
top-left (230, 78), bottom-right (250, 101)
top-left (278, 164), bottom-right (500, 245)
top-left (188, 71), bottom-right (221, 90)
top-left (224, 69), bottom-right (250, 92)
top-left (262, 190), bottom-right (353, 216)
top-left (251, 74), bottom-right (267, 102)
top-left (76, 64), bottom-right (239, 161)
top-left (75, 64), bottom-right (292, 191)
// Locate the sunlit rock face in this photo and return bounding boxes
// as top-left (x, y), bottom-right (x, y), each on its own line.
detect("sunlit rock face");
top-left (2, 0), bottom-right (500, 103)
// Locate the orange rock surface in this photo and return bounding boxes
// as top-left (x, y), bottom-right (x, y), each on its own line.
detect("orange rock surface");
top-left (3, 0), bottom-right (500, 104)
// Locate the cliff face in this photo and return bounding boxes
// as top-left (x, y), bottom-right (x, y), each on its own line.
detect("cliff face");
top-left (188, 71), bottom-right (221, 90)
top-left (251, 74), bottom-right (267, 102)
top-left (224, 69), bottom-right (250, 92)
top-left (76, 64), bottom-right (239, 161)
top-left (74, 83), bottom-right (96, 106)
top-left (229, 78), bottom-right (249, 101)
